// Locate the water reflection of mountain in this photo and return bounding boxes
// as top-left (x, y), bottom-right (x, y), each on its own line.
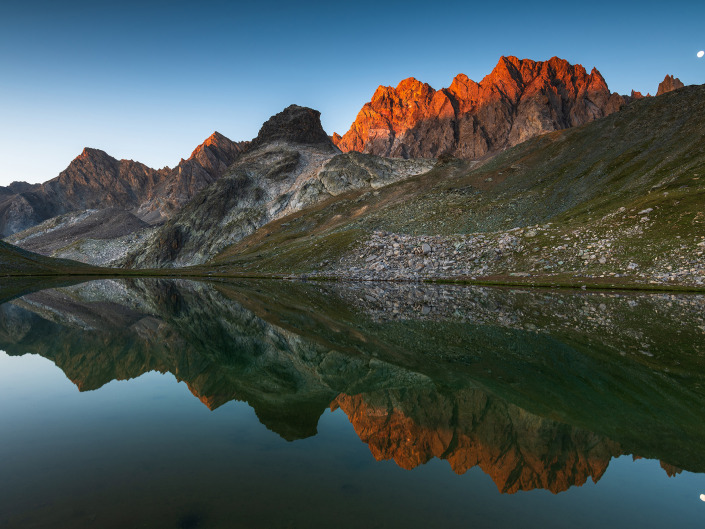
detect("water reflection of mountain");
top-left (0, 278), bottom-right (703, 493)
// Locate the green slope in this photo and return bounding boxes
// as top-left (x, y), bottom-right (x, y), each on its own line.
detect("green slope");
top-left (0, 239), bottom-right (98, 276)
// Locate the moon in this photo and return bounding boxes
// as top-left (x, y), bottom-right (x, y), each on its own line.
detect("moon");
top-left (701, 493), bottom-right (705, 501)
top-left (698, 51), bottom-right (705, 58)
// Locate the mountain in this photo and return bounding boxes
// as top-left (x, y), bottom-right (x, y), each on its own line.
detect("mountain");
top-left (120, 105), bottom-right (434, 268)
top-left (214, 83), bottom-right (705, 288)
top-left (0, 132), bottom-right (246, 237)
top-left (332, 56), bottom-right (630, 160)
top-left (0, 148), bottom-right (165, 237)
top-left (656, 74), bottom-right (685, 96)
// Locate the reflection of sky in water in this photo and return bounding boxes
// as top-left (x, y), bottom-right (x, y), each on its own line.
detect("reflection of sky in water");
top-left (1, 350), bottom-right (704, 529)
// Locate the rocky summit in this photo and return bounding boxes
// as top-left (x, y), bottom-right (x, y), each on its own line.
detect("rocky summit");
top-left (250, 105), bottom-right (337, 150)
top-left (656, 74), bottom-right (685, 96)
top-left (333, 56), bottom-right (630, 159)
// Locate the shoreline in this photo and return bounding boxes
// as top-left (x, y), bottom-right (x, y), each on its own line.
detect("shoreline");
top-left (2, 270), bottom-right (705, 294)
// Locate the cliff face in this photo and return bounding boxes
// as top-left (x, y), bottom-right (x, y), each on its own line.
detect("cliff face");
top-left (333, 56), bottom-right (629, 159)
top-left (0, 132), bottom-right (247, 237)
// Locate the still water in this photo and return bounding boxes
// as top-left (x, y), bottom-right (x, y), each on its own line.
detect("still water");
top-left (0, 278), bottom-right (704, 528)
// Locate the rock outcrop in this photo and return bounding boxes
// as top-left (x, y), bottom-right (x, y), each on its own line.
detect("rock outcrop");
top-left (250, 105), bottom-right (336, 150)
top-left (656, 74), bottom-right (685, 96)
top-left (333, 56), bottom-right (629, 159)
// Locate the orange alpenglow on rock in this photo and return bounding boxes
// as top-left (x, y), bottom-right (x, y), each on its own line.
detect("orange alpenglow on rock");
top-left (332, 391), bottom-right (619, 494)
top-left (333, 56), bottom-right (630, 160)
top-left (656, 75), bottom-right (685, 96)
top-left (332, 390), bottom-right (686, 494)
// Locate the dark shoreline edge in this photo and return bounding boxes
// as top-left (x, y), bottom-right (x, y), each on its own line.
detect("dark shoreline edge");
top-left (2, 270), bottom-right (705, 294)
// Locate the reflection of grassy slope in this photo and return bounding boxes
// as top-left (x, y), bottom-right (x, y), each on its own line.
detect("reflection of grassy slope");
top-left (214, 280), bottom-right (705, 472)
top-left (212, 86), bottom-right (705, 278)
top-left (0, 276), bottom-right (90, 304)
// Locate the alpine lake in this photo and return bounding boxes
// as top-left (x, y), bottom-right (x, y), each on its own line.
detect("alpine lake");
top-left (1, 277), bottom-right (704, 528)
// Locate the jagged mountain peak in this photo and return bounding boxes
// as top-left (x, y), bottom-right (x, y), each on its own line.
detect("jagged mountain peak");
top-left (251, 104), bottom-right (336, 150)
top-left (75, 147), bottom-right (116, 163)
top-left (332, 55), bottom-right (625, 159)
top-left (188, 131), bottom-right (235, 160)
top-left (657, 74), bottom-right (685, 96)
top-left (395, 77), bottom-right (433, 94)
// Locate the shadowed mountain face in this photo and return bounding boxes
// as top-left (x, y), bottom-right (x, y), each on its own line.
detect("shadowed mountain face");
top-left (1, 278), bottom-right (704, 492)
top-left (0, 132), bottom-right (247, 238)
top-left (333, 56), bottom-right (630, 160)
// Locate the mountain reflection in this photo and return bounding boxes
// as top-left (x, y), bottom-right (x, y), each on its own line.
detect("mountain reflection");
top-left (0, 278), bottom-right (703, 493)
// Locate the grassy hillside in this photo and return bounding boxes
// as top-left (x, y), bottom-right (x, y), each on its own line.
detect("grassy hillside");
top-left (211, 85), bottom-right (705, 288)
top-left (0, 240), bottom-right (100, 276)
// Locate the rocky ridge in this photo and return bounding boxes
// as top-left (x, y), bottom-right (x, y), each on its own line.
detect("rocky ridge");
top-left (135, 131), bottom-right (249, 223)
top-left (333, 56), bottom-right (630, 159)
top-left (0, 132), bottom-right (247, 238)
top-left (121, 106), bottom-right (435, 268)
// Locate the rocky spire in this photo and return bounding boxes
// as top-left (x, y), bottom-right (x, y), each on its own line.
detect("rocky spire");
top-left (656, 75), bottom-right (685, 96)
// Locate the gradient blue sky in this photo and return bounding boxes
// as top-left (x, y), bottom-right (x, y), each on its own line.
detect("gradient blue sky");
top-left (1, 0), bottom-right (703, 186)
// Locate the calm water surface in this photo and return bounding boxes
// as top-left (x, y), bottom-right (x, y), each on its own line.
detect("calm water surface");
top-left (0, 278), bottom-right (704, 528)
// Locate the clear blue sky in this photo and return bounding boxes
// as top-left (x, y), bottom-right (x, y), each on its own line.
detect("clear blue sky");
top-left (1, 0), bottom-right (703, 186)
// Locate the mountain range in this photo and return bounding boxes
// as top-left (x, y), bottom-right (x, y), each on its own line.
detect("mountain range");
top-left (332, 56), bottom-right (630, 159)
top-left (0, 132), bottom-right (246, 237)
top-left (332, 65), bottom-right (686, 161)
top-left (0, 56), bottom-right (700, 289)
